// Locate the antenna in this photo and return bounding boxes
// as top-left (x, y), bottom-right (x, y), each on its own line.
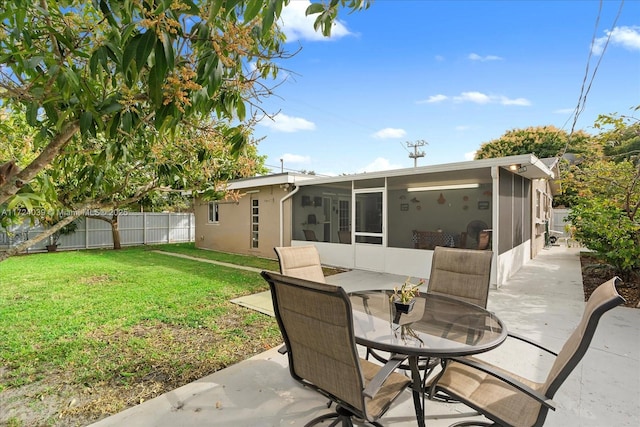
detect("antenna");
top-left (406, 140), bottom-right (428, 167)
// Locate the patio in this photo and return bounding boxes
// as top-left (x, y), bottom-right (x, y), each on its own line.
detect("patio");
top-left (90, 246), bottom-right (639, 427)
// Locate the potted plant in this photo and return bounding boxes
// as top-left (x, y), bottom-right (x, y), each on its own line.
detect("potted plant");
top-left (45, 218), bottom-right (79, 252)
top-left (390, 277), bottom-right (425, 313)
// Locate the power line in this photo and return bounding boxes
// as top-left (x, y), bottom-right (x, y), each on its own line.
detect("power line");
top-left (560, 0), bottom-right (625, 159)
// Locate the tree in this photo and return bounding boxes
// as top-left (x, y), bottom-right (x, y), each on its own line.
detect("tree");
top-left (1, 112), bottom-right (267, 257)
top-left (474, 125), bottom-right (596, 160)
top-left (474, 125), bottom-right (601, 207)
top-left (0, 0), bottom-right (370, 207)
top-left (567, 111), bottom-right (640, 281)
top-left (594, 106), bottom-right (640, 162)
top-left (0, 0), bottom-right (369, 257)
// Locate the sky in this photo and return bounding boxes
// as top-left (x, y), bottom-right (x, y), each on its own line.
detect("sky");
top-left (252, 0), bottom-right (640, 176)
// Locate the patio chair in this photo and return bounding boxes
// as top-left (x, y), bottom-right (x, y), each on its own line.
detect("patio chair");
top-left (427, 246), bottom-right (493, 308)
top-left (428, 276), bottom-right (625, 427)
top-left (261, 271), bottom-right (412, 427)
top-left (303, 229), bottom-right (319, 241)
top-left (462, 220), bottom-right (489, 249)
top-left (367, 246), bottom-right (493, 372)
top-left (338, 230), bottom-right (351, 244)
top-left (274, 245), bottom-right (325, 283)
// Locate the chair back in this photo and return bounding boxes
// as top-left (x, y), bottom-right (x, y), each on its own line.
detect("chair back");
top-left (542, 277), bottom-right (625, 399)
top-left (338, 230), bottom-right (351, 244)
top-left (261, 271), bottom-right (368, 415)
top-left (428, 246), bottom-right (493, 308)
top-left (303, 229), bottom-right (318, 241)
top-left (274, 245), bottom-right (325, 282)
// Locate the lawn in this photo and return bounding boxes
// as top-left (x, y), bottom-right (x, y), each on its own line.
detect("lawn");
top-left (0, 245), bottom-right (283, 427)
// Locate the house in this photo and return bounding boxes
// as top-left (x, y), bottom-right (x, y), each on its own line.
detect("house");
top-left (194, 154), bottom-right (558, 286)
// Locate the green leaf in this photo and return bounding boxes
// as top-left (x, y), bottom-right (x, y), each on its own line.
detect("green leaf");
top-left (136, 30), bottom-right (157, 70)
top-left (236, 98), bottom-right (246, 121)
top-left (26, 102), bottom-right (38, 126)
top-left (305, 2), bottom-right (325, 16)
top-left (244, 0), bottom-right (263, 22)
top-left (122, 33), bottom-right (141, 74)
top-left (262, 0), bottom-right (277, 36)
top-left (80, 111), bottom-right (93, 135)
top-left (208, 0), bottom-right (225, 20)
top-left (148, 65), bottom-right (163, 105)
top-left (99, 0), bottom-right (118, 27)
top-left (160, 33), bottom-right (174, 71)
top-left (98, 100), bottom-right (123, 115)
top-left (122, 111), bottom-right (132, 133)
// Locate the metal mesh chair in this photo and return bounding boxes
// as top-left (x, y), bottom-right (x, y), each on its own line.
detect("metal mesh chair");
top-left (427, 246), bottom-right (493, 308)
top-left (274, 245), bottom-right (325, 283)
top-left (261, 271), bottom-right (411, 426)
top-left (428, 277), bottom-right (625, 427)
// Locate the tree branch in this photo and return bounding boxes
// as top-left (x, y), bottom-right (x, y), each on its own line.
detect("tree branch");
top-left (0, 121), bottom-right (79, 205)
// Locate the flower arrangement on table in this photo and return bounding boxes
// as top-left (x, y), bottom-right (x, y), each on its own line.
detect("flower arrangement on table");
top-left (390, 276), bottom-right (426, 304)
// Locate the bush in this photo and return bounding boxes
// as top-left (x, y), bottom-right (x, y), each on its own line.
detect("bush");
top-left (569, 199), bottom-right (639, 279)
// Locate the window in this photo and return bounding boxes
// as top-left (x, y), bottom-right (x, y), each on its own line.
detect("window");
top-left (251, 199), bottom-right (259, 248)
top-left (208, 202), bottom-right (219, 223)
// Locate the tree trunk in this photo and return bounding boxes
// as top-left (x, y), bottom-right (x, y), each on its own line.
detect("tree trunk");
top-left (111, 213), bottom-right (121, 250)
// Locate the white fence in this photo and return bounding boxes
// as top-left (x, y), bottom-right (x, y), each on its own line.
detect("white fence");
top-left (551, 208), bottom-right (571, 236)
top-left (0, 212), bottom-right (195, 252)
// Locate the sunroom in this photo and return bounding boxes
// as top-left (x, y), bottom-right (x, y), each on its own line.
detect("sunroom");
top-left (285, 154), bottom-right (556, 285)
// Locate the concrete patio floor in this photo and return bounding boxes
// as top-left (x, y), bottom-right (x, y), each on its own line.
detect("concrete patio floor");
top-left (90, 246), bottom-right (639, 427)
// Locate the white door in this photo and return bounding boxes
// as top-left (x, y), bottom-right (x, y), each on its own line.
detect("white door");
top-left (353, 189), bottom-right (385, 271)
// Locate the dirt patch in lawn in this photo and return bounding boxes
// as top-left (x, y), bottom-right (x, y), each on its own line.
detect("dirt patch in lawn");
top-left (580, 254), bottom-right (640, 308)
top-left (1, 314), bottom-right (281, 427)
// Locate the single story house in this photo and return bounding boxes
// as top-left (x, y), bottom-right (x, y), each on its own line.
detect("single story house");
top-left (194, 154), bottom-right (559, 286)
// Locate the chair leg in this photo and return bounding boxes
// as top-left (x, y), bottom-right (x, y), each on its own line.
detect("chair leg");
top-left (304, 412), bottom-right (341, 427)
top-left (305, 405), bottom-right (381, 427)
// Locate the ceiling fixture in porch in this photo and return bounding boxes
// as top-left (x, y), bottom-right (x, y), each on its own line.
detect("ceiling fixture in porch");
top-left (407, 183), bottom-right (480, 192)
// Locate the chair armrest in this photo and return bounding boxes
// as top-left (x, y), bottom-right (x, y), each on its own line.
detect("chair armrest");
top-left (507, 332), bottom-right (558, 356)
top-left (449, 357), bottom-right (556, 410)
top-left (363, 354), bottom-right (408, 399)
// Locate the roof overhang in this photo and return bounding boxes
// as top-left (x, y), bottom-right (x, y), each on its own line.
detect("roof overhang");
top-left (294, 154), bottom-right (555, 187)
top-left (225, 172), bottom-right (319, 190)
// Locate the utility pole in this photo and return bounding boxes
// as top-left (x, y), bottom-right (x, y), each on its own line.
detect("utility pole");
top-left (407, 140), bottom-right (428, 167)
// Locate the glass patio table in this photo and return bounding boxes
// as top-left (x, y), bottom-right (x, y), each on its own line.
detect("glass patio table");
top-left (349, 290), bottom-right (507, 427)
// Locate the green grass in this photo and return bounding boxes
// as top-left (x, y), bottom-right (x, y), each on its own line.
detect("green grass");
top-left (0, 245), bottom-right (282, 423)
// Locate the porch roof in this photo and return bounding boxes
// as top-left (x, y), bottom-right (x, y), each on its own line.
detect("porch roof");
top-left (293, 154), bottom-right (555, 188)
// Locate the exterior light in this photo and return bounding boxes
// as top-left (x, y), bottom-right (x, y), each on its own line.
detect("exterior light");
top-left (407, 183), bottom-right (480, 192)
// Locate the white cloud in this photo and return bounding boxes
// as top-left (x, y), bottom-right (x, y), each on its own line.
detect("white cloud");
top-left (435, 55), bottom-right (445, 62)
top-left (499, 96), bottom-right (531, 106)
top-left (358, 157), bottom-right (403, 173)
top-left (455, 125), bottom-right (470, 131)
top-left (454, 91), bottom-right (492, 104)
top-left (417, 94), bottom-right (448, 104)
top-left (464, 151), bottom-right (477, 161)
top-left (420, 91), bottom-right (532, 106)
top-left (280, 1), bottom-right (353, 42)
top-left (468, 53), bottom-right (503, 61)
top-left (372, 128), bottom-right (407, 139)
top-left (592, 26), bottom-right (640, 55)
top-left (259, 113), bottom-right (316, 133)
top-left (281, 153), bottom-right (311, 164)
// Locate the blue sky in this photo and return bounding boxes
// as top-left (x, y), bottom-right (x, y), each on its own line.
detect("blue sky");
top-left (253, 0), bottom-right (640, 176)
